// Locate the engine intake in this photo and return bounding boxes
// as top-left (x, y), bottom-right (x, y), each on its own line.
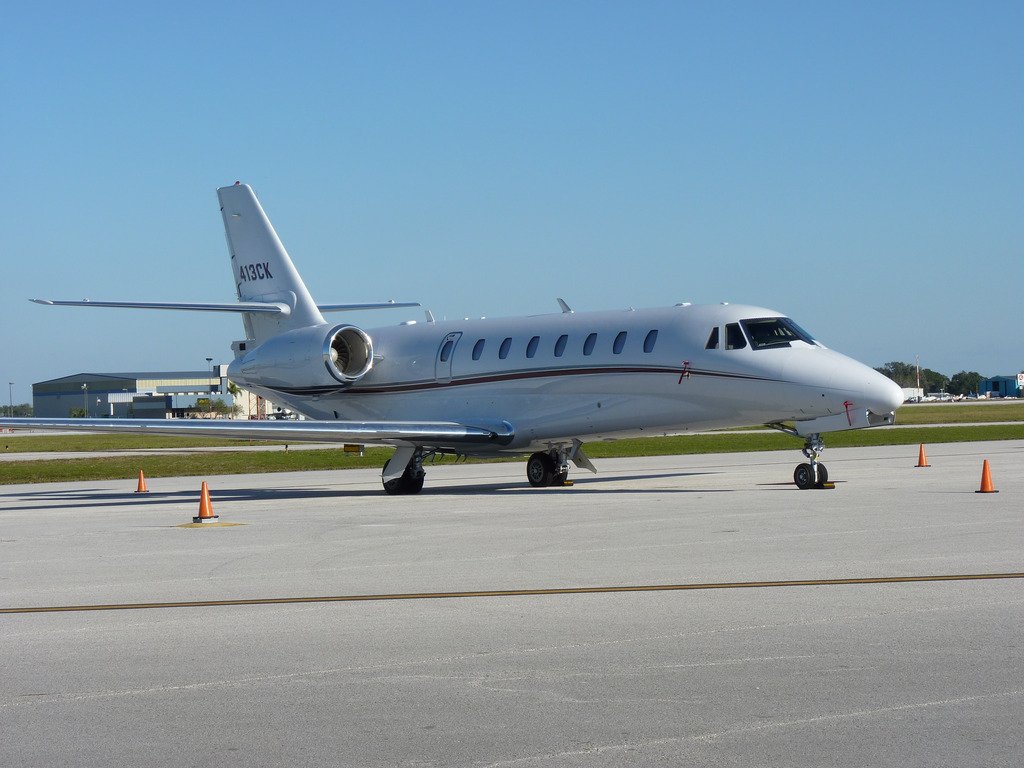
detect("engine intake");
top-left (230, 323), bottom-right (374, 391)
top-left (324, 325), bottom-right (373, 383)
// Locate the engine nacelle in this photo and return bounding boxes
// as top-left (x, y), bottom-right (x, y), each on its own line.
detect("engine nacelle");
top-left (229, 324), bottom-right (374, 390)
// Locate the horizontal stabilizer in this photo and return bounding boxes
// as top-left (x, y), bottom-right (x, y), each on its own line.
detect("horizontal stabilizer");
top-left (0, 417), bottom-right (515, 449)
top-left (30, 299), bottom-right (421, 315)
top-left (30, 299), bottom-right (289, 315)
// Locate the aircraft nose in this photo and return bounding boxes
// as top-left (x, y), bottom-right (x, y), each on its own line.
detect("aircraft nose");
top-left (858, 367), bottom-right (904, 414)
top-left (825, 355), bottom-right (904, 415)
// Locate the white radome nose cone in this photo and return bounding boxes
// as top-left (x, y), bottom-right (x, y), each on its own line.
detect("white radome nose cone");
top-left (864, 370), bottom-right (904, 414)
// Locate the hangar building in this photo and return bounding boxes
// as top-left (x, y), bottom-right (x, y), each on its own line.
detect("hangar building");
top-left (31, 366), bottom-right (255, 419)
top-left (979, 375), bottom-right (1022, 399)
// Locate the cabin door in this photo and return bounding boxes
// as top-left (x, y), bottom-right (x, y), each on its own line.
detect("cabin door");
top-left (435, 332), bottom-right (462, 383)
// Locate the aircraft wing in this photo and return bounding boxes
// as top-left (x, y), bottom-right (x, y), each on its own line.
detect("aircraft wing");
top-left (0, 417), bottom-right (515, 449)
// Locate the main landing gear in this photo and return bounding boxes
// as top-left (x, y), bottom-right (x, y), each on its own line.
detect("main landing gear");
top-left (526, 450), bottom-right (570, 488)
top-left (793, 432), bottom-right (829, 490)
top-left (382, 450), bottom-right (425, 495)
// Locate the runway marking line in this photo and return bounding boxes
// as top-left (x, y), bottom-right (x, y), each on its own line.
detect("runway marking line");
top-left (2, 572), bottom-right (1022, 615)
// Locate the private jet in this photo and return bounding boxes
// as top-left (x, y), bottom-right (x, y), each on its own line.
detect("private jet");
top-left (1, 182), bottom-right (903, 493)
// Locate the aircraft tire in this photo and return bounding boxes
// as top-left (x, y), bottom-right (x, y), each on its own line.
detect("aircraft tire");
top-left (793, 463), bottom-right (815, 490)
top-left (527, 452), bottom-right (556, 487)
top-left (382, 459), bottom-right (425, 495)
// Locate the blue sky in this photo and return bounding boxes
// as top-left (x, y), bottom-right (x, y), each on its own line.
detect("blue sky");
top-left (2, 1), bottom-right (1021, 402)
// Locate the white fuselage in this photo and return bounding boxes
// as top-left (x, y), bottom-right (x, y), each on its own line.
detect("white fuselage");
top-left (230, 302), bottom-right (903, 454)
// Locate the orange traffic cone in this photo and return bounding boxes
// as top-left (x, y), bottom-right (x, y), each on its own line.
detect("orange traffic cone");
top-left (976, 460), bottom-right (998, 494)
top-left (192, 481), bottom-right (219, 522)
top-left (916, 444), bottom-right (929, 468)
top-left (135, 470), bottom-right (149, 493)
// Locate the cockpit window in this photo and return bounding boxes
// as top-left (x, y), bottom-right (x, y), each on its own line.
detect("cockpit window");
top-left (705, 327), bottom-right (719, 350)
top-left (725, 323), bottom-right (747, 350)
top-left (740, 317), bottom-right (816, 350)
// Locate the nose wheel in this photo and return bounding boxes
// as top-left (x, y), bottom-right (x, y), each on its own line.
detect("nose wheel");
top-left (793, 461), bottom-right (828, 489)
top-left (794, 432), bottom-right (829, 489)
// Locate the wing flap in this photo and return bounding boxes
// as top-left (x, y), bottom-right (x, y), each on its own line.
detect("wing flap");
top-left (0, 417), bottom-right (515, 448)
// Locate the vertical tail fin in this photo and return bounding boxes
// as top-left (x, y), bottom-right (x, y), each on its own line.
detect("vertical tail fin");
top-left (217, 182), bottom-right (325, 344)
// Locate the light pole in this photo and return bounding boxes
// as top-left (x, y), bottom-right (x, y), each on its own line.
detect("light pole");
top-left (205, 357), bottom-right (213, 416)
top-left (7, 382), bottom-right (12, 418)
top-left (81, 383), bottom-right (88, 417)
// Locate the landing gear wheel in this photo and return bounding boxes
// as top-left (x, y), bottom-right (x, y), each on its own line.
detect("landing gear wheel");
top-left (527, 452), bottom-right (556, 487)
top-left (382, 458), bottom-right (426, 495)
top-left (553, 469), bottom-right (569, 486)
top-left (794, 462), bottom-right (829, 489)
top-left (794, 463), bottom-right (815, 490)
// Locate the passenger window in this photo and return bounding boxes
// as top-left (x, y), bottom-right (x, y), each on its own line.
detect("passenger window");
top-left (643, 329), bottom-right (658, 353)
top-left (526, 336), bottom-right (539, 358)
top-left (554, 334), bottom-right (568, 357)
top-left (583, 333), bottom-right (597, 356)
top-left (725, 323), bottom-right (747, 350)
top-left (499, 337), bottom-right (512, 360)
top-left (472, 339), bottom-right (485, 361)
top-left (705, 328), bottom-right (719, 350)
top-left (613, 331), bottom-right (627, 354)
top-left (439, 340), bottom-right (454, 362)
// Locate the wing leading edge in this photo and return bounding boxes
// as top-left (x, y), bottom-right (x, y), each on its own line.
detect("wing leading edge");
top-left (0, 418), bottom-right (515, 449)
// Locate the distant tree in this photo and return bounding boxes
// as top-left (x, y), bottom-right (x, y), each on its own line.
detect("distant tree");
top-left (209, 399), bottom-right (241, 417)
top-left (0, 403), bottom-right (32, 417)
top-left (875, 361), bottom-right (949, 393)
top-left (921, 368), bottom-right (950, 393)
top-left (875, 361), bottom-right (919, 388)
top-left (69, 407), bottom-right (87, 418)
top-left (948, 371), bottom-right (983, 396)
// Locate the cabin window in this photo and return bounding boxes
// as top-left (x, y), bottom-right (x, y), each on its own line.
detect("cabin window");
top-left (499, 337), bottom-right (512, 359)
top-left (554, 334), bottom-right (568, 357)
top-left (526, 336), bottom-right (540, 358)
top-left (439, 340), bottom-right (454, 362)
top-left (583, 333), bottom-right (597, 356)
top-left (643, 329), bottom-right (658, 353)
top-left (613, 331), bottom-right (627, 354)
top-left (725, 323), bottom-right (747, 350)
top-left (705, 328), bottom-right (719, 350)
top-left (472, 339), bottom-right (485, 361)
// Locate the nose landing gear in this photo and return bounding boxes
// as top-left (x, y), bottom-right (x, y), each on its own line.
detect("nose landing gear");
top-left (793, 432), bottom-right (829, 490)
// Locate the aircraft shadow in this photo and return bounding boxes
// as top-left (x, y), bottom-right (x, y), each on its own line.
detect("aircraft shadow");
top-left (0, 471), bottom-right (730, 510)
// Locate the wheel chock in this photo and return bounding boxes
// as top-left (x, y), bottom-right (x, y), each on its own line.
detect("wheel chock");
top-left (976, 460), bottom-right (998, 493)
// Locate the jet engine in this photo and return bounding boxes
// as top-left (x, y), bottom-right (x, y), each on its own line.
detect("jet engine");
top-left (229, 323), bottom-right (374, 390)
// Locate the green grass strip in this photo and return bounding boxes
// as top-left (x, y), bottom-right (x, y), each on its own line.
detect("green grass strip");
top-left (0, 434), bottom-right (282, 452)
top-left (2, 424), bottom-right (1021, 485)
